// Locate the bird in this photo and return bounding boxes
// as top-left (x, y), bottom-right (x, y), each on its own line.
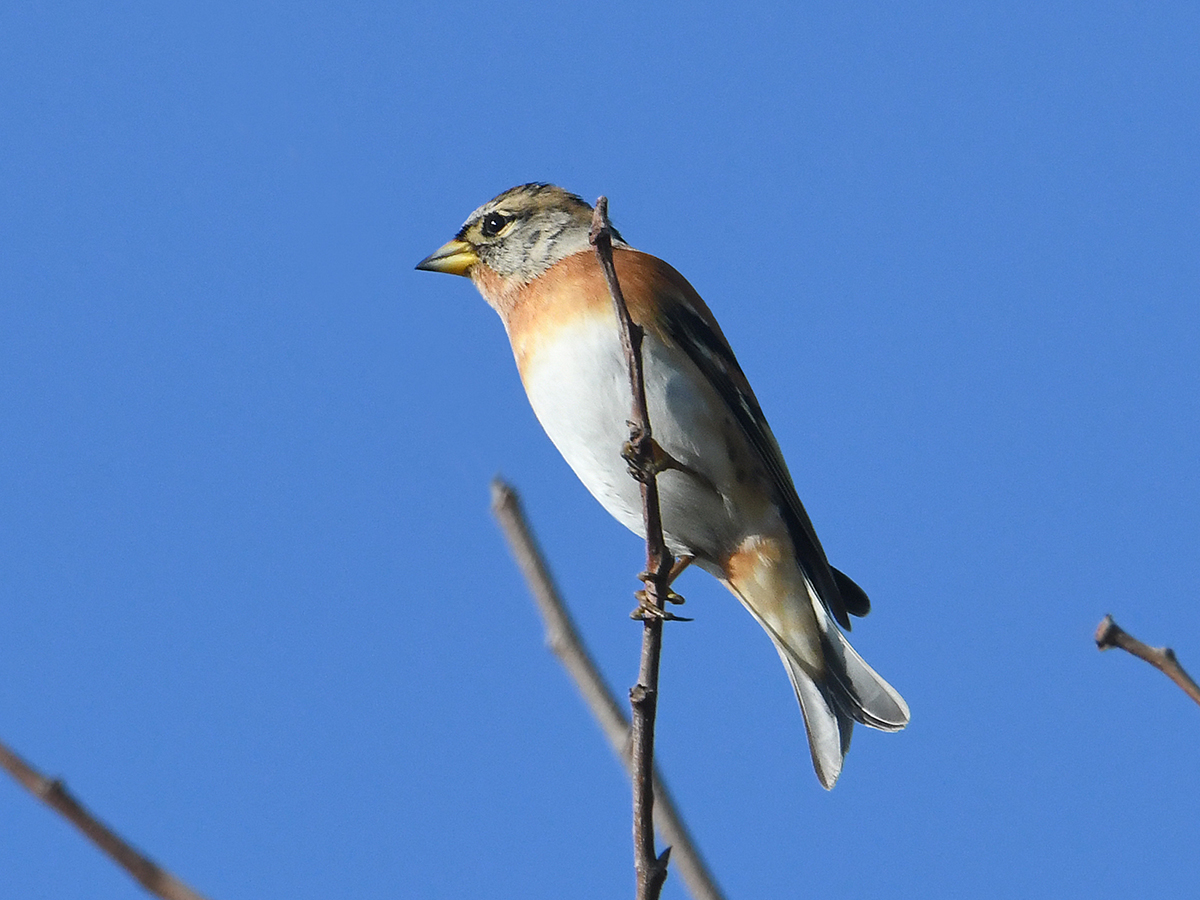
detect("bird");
top-left (416, 183), bottom-right (908, 788)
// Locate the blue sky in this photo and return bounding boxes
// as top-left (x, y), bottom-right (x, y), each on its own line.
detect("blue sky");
top-left (2, 2), bottom-right (1198, 898)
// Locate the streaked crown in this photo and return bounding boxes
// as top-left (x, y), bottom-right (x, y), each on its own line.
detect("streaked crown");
top-left (455, 183), bottom-right (626, 283)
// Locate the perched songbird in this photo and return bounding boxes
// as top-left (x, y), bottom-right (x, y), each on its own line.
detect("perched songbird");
top-left (417, 184), bottom-right (908, 788)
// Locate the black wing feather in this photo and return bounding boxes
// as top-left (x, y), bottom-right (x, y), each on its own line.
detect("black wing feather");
top-left (661, 302), bottom-right (864, 629)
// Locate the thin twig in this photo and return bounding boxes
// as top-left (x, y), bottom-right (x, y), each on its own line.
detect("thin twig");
top-left (491, 479), bottom-right (727, 900)
top-left (1095, 615), bottom-right (1200, 708)
top-left (0, 737), bottom-right (213, 900)
top-left (590, 196), bottom-right (675, 900)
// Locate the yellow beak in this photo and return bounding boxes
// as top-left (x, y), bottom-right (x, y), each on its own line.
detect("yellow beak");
top-left (415, 239), bottom-right (479, 276)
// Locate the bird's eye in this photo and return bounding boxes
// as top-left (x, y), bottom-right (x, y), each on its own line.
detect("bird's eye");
top-left (480, 212), bottom-right (511, 238)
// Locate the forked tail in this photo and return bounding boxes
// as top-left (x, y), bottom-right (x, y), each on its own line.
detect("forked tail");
top-left (728, 566), bottom-right (909, 789)
top-left (777, 620), bottom-right (909, 788)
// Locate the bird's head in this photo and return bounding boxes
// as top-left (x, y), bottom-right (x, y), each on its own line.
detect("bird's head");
top-left (416, 183), bottom-right (626, 286)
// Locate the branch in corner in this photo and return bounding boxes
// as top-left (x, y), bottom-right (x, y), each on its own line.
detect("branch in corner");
top-left (1095, 614), bottom-right (1200, 708)
top-left (0, 737), bottom-right (213, 900)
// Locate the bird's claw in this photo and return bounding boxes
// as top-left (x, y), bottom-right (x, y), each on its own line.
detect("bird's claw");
top-left (631, 589), bottom-right (692, 621)
top-left (635, 572), bottom-right (684, 604)
top-left (621, 436), bottom-right (657, 483)
top-left (622, 435), bottom-right (716, 492)
top-left (622, 432), bottom-right (686, 483)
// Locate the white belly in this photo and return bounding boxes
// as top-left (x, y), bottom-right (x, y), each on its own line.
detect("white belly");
top-left (519, 310), bottom-right (760, 562)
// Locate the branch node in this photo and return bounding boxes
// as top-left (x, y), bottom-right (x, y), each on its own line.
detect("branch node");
top-left (42, 778), bottom-right (65, 799)
top-left (646, 845), bottom-right (672, 896)
top-left (630, 684), bottom-right (655, 706)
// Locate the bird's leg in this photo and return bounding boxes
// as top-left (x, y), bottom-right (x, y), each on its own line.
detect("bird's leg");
top-left (631, 589), bottom-right (692, 621)
top-left (638, 555), bottom-right (692, 604)
top-left (621, 431), bottom-right (715, 492)
top-left (667, 555), bottom-right (693, 586)
top-left (621, 428), bottom-right (701, 619)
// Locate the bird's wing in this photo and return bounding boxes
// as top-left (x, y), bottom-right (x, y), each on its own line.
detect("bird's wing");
top-left (618, 249), bottom-right (868, 629)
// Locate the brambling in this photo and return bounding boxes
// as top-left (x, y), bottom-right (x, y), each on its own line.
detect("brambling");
top-left (417, 184), bottom-right (908, 788)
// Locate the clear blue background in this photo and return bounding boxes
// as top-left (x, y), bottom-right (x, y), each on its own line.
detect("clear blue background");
top-left (2, 2), bottom-right (1198, 898)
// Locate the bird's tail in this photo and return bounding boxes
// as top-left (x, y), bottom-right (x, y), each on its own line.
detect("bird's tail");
top-left (725, 551), bottom-right (908, 789)
top-left (778, 614), bottom-right (909, 789)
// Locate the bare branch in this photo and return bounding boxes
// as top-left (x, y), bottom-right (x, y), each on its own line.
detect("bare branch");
top-left (1095, 614), bottom-right (1200, 708)
top-left (590, 196), bottom-right (676, 900)
top-left (491, 479), bottom-right (727, 900)
top-left (0, 737), bottom-right (213, 900)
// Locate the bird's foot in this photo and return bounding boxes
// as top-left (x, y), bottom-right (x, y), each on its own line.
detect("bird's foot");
top-left (631, 588), bottom-right (692, 621)
top-left (667, 555), bottom-right (694, 586)
top-left (621, 433), bottom-right (716, 492)
top-left (636, 572), bottom-right (687, 607)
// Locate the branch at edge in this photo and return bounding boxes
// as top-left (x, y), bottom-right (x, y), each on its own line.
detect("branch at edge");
top-left (0, 737), bottom-right (213, 900)
top-left (1095, 614), bottom-right (1200, 708)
